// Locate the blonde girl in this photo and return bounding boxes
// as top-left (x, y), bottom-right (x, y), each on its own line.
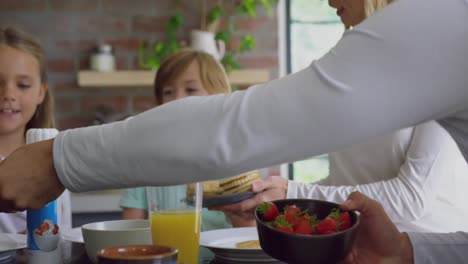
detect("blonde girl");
top-left (0, 26), bottom-right (70, 233)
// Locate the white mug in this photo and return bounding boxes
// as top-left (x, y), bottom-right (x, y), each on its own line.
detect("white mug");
top-left (190, 30), bottom-right (225, 60)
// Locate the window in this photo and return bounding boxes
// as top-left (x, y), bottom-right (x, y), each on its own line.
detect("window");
top-left (286, 0), bottom-right (344, 183)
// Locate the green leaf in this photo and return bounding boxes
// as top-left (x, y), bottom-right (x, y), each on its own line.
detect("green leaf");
top-left (207, 5), bottom-right (224, 24)
top-left (167, 12), bottom-right (184, 35)
top-left (147, 57), bottom-right (160, 70)
top-left (173, 12), bottom-right (184, 28)
top-left (168, 42), bottom-right (179, 53)
top-left (239, 0), bottom-right (257, 17)
top-left (238, 35), bottom-right (256, 53)
top-left (221, 54), bottom-right (241, 72)
top-left (153, 42), bottom-right (166, 54)
top-left (259, 0), bottom-right (274, 16)
top-left (215, 31), bottom-right (231, 43)
top-left (138, 42), bottom-right (163, 70)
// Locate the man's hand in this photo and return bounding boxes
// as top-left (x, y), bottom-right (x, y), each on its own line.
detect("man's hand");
top-left (210, 175), bottom-right (288, 224)
top-left (0, 139), bottom-right (64, 212)
top-left (341, 192), bottom-right (414, 264)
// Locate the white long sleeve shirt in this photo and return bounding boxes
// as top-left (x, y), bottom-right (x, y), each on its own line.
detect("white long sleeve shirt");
top-left (53, 0), bottom-right (468, 263)
top-left (287, 121), bottom-right (468, 233)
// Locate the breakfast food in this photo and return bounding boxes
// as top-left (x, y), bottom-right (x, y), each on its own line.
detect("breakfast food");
top-left (187, 181), bottom-right (224, 198)
top-left (219, 170), bottom-right (261, 194)
top-left (187, 170), bottom-right (261, 198)
top-left (202, 181), bottom-right (224, 197)
top-left (235, 240), bottom-right (260, 249)
top-left (257, 203), bottom-right (352, 235)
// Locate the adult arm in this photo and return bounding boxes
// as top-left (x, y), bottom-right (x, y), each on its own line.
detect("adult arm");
top-left (55, 0), bottom-right (468, 192)
top-left (288, 122), bottom-right (456, 222)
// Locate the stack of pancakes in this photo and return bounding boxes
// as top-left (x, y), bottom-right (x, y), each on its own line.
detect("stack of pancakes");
top-left (218, 170), bottom-right (261, 195)
top-left (189, 170), bottom-right (261, 197)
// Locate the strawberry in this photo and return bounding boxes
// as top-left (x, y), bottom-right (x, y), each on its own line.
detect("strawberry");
top-left (325, 208), bottom-right (341, 220)
top-left (337, 211), bottom-right (352, 231)
top-left (275, 225), bottom-right (294, 233)
top-left (284, 205), bottom-right (302, 228)
top-left (303, 213), bottom-right (318, 224)
top-left (316, 218), bottom-right (337, 235)
top-left (258, 202), bottom-right (280, 221)
top-left (294, 219), bottom-right (314, 235)
top-left (326, 208), bottom-right (352, 231)
top-left (274, 215), bottom-right (294, 234)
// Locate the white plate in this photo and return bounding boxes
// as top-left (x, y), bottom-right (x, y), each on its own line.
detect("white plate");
top-left (200, 227), bottom-right (282, 263)
top-left (61, 227), bottom-right (84, 243)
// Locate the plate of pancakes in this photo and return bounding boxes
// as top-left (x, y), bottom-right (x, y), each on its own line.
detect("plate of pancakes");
top-left (200, 170), bottom-right (261, 207)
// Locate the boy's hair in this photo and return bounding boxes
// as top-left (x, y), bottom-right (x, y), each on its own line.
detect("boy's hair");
top-left (0, 26), bottom-right (55, 129)
top-left (154, 49), bottom-right (231, 105)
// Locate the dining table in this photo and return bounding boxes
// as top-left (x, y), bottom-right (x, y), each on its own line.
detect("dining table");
top-left (6, 240), bottom-right (92, 264)
top-left (5, 240), bottom-right (283, 264)
top-left (0, 225), bottom-right (284, 264)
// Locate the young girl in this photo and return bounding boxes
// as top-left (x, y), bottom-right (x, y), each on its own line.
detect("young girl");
top-left (0, 26), bottom-right (71, 233)
top-left (120, 49), bottom-right (235, 261)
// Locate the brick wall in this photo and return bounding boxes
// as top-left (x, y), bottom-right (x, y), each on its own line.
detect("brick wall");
top-left (0, 0), bottom-right (279, 130)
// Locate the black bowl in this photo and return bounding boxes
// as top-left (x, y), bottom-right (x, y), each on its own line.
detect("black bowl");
top-left (255, 199), bottom-right (360, 264)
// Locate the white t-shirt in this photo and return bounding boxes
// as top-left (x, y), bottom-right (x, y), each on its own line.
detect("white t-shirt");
top-left (287, 121), bottom-right (468, 233)
top-left (52, 0), bottom-right (468, 262)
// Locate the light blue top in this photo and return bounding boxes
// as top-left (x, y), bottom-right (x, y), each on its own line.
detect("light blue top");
top-left (120, 187), bottom-right (232, 230)
top-left (120, 187), bottom-right (232, 262)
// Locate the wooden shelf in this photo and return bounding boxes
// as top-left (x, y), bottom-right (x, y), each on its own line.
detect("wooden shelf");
top-left (77, 69), bottom-right (270, 88)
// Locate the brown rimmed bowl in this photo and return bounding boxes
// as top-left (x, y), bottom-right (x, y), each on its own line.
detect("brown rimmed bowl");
top-left (97, 244), bottom-right (178, 264)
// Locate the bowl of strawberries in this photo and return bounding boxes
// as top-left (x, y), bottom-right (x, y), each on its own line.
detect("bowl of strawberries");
top-left (255, 199), bottom-right (359, 264)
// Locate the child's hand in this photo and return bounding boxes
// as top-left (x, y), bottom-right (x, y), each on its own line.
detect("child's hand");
top-left (209, 176), bottom-right (288, 223)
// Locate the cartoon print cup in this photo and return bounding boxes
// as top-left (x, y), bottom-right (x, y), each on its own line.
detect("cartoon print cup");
top-left (32, 219), bottom-right (59, 251)
top-left (26, 129), bottom-right (61, 264)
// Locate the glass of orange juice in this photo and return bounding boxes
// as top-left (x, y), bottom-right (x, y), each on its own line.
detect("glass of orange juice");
top-left (147, 183), bottom-right (203, 264)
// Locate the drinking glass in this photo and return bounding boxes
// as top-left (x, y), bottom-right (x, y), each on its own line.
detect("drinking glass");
top-left (147, 183), bottom-right (203, 264)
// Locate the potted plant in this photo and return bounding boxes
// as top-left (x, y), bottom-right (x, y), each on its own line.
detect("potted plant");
top-left (138, 0), bottom-right (278, 71)
top-left (138, 1), bottom-right (184, 70)
top-left (200, 0), bottom-right (278, 71)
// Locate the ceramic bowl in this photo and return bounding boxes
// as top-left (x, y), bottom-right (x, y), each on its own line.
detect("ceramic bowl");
top-left (255, 199), bottom-right (360, 264)
top-left (97, 244), bottom-right (178, 264)
top-left (81, 220), bottom-right (152, 263)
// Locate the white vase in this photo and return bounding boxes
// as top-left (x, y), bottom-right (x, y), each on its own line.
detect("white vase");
top-left (190, 30), bottom-right (225, 60)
